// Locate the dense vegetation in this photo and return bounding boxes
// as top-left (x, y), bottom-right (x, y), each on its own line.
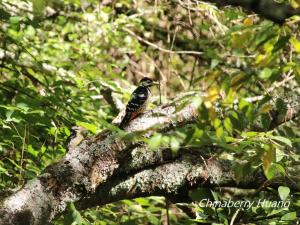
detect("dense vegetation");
top-left (0, 0), bottom-right (300, 224)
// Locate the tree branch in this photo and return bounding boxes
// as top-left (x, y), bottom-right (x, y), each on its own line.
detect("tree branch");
top-left (0, 97), bottom-right (199, 225)
top-left (0, 94), bottom-right (299, 225)
top-left (75, 154), bottom-right (261, 211)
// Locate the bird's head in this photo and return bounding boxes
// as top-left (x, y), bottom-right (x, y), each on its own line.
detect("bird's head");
top-left (139, 77), bottom-right (159, 87)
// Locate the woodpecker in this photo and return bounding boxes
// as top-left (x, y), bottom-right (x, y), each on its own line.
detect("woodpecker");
top-left (119, 77), bottom-right (158, 129)
top-left (66, 126), bottom-right (86, 150)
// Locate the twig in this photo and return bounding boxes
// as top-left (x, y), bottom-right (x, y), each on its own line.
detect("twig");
top-left (187, 0), bottom-right (193, 25)
top-left (159, 76), bottom-right (162, 105)
top-left (189, 58), bottom-right (197, 88)
top-left (178, 0), bottom-right (217, 11)
top-left (245, 75), bottom-right (295, 103)
top-left (230, 209), bottom-right (240, 225)
top-left (144, 53), bottom-right (166, 103)
top-left (123, 28), bottom-right (203, 55)
top-left (100, 88), bottom-right (119, 113)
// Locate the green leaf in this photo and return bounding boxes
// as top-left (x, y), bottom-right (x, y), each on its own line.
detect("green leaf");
top-left (148, 134), bottom-right (162, 150)
top-left (134, 198), bottom-right (150, 206)
top-left (290, 37), bottom-right (300, 53)
top-left (9, 16), bottom-right (24, 25)
top-left (264, 163), bottom-right (277, 180)
top-left (275, 148), bottom-right (285, 162)
top-left (262, 145), bottom-right (274, 169)
top-left (0, 164), bottom-right (9, 175)
top-left (191, 96), bottom-right (203, 108)
top-left (64, 203), bottom-right (88, 225)
top-left (281, 212), bottom-right (296, 221)
top-left (32, 0), bottom-right (45, 18)
top-left (224, 117), bottom-right (233, 135)
top-left (76, 122), bottom-right (97, 134)
top-left (270, 136), bottom-right (292, 147)
top-left (170, 136), bottom-right (180, 152)
top-left (189, 188), bottom-right (212, 201)
top-left (259, 68), bottom-right (273, 80)
top-left (210, 59), bottom-right (219, 69)
top-left (267, 208), bottom-right (287, 217)
top-left (27, 145), bottom-right (39, 157)
top-left (260, 114), bottom-right (271, 130)
top-left (278, 186), bottom-right (290, 201)
top-left (241, 131), bottom-right (258, 138)
top-left (274, 163), bottom-right (286, 175)
top-left (273, 35), bottom-right (290, 52)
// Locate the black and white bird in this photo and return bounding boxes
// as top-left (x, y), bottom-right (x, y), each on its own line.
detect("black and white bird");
top-left (119, 77), bottom-right (158, 129)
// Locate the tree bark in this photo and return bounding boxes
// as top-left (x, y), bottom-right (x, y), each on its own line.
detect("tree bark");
top-left (0, 97), bottom-right (199, 225)
top-left (0, 95), bottom-right (299, 225)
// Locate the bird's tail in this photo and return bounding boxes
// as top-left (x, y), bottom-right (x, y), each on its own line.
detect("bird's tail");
top-left (119, 112), bottom-right (131, 129)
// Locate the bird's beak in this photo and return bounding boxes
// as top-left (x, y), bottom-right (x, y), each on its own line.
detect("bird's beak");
top-left (152, 81), bottom-right (159, 86)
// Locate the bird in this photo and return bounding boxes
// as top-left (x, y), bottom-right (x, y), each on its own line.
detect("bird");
top-left (66, 126), bottom-right (87, 150)
top-left (119, 77), bottom-right (158, 129)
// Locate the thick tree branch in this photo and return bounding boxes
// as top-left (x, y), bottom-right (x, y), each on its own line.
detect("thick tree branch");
top-left (75, 154), bottom-right (260, 211)
top-left (0, 94), bottom-right (299, 225)
top-left (0, 97), bottom-right (199, 225)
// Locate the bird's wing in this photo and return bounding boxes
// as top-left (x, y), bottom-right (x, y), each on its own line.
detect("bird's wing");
top-left (119, 86), bottom-right (150, 129)
top-left (125, 86), bottom-right (149, 112)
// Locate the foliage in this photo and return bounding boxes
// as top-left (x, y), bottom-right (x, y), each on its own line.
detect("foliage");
top-left (0, 0), bottom-right (300, 224)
